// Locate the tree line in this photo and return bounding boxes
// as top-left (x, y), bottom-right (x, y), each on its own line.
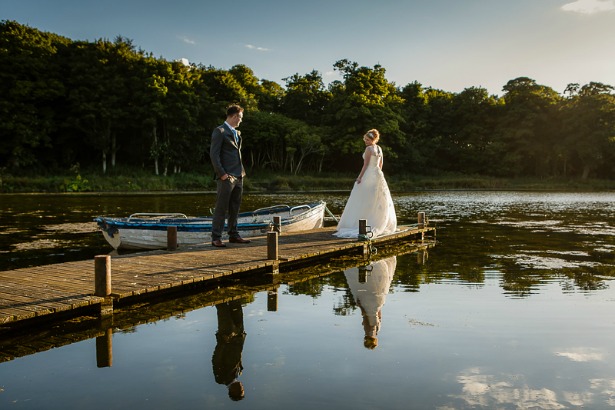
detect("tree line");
top-left (2, 20), bottom-right (614, 179)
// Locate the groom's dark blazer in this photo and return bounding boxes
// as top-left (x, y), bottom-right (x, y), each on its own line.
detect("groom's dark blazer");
top-left (210, 123), bottom-right (246, 179)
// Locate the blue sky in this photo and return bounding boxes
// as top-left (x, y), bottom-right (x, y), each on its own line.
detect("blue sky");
top-left (3, 0), bottom-right (614, 96)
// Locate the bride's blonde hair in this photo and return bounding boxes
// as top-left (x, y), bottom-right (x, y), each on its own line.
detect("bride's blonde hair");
top-left (364, 129), bottom-right (380, 143)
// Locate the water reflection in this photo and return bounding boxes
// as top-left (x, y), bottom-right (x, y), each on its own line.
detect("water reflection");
top-left (453, 366), bottom-right (615, 408)
top-left (2, 192), bottom-right (615, 408)
top-left (212, 299), bottom-right (246, 401)
top-left (1, 243), bottom-right (615, 409)
top-left (344, 256), bottom-right (396, 349)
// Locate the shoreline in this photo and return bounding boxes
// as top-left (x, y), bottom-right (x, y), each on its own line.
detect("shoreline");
top-left (2, 172), bottom-right (615, 194)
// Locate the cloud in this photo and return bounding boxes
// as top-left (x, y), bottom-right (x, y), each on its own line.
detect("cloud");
top-left (178, 58), bottom-right (190, 66)
top-left (178, 35), bottom-right (196, 45)
top-left (245, 44), bottom-right (270, 52)
top-left (561, 0), bottom-right (615, 14)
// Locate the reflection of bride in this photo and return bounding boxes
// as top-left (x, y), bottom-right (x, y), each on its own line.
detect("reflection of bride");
top-left (334, 129), bottom-right (397, 239)
top-left (344, 256), bottom-right (397, 349)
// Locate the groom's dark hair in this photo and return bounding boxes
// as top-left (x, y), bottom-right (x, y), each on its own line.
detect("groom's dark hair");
top-left (226, 104), bottom-right (244, 117)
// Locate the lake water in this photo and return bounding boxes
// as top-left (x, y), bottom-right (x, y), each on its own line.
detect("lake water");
top-left (1, 191), bottom-right (615, 409)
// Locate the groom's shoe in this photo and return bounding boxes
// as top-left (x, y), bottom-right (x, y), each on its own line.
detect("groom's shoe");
top-left (211, 239), bottom-right (226, 247)
top-left (229, 236), bottom-right (251, 244)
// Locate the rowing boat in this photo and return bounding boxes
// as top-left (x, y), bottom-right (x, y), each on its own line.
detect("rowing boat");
top-left (94, 201), bottom-right (327, 250)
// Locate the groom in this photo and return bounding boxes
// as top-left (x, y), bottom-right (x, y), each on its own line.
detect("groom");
top-left (209, 104), bottom-right (250, 247)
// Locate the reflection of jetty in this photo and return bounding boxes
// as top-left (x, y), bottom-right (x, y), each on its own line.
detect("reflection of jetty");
top-left (0, 240), bottom-right (434, 364)
top-left (0, 223), bottom-right (435, 331)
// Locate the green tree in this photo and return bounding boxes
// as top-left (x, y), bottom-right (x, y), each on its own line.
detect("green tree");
top-left (258, 79), bottom-right (285, 112)
top-left (421, 87), bottom-right (455, 172)
top-left (200, 66), bottom-right (251, 111)
top-left (64, 37), bottom-right (139, 173)
top-left (498, 77), bottom-right (562, 177)
top-left (324, 60), bottom-right (405, 172)
top-left (0, 20), bottom-right (67, 169)
top-left (398, 81), bottom-right (430, 173)
top-left (560, 82), bottom-right (615, 179)
top-left (451, 87), bottom-right (501, 175)
top-left (281, 70), bottom-right (332, 125)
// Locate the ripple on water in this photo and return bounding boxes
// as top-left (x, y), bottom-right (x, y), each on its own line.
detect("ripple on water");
top-left (41, 222), bottom-right (99, 234)
top-left (13, 238), bottom-right (70, 251)
top-left (495, 253), bottom-right (602, 269)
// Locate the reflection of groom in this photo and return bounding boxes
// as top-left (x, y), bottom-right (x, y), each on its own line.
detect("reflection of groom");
top-left (212, 299), bottom-right (246, 401)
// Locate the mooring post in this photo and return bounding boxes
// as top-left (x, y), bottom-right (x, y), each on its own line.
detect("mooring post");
top-left (418, 212), bottom-right (426, 228)
top-left (94, 255), bottom-right (111, 296)
top-left (167, 226), bottom-right (178, 251)
top-left (273, 216), bottom-right (282, 233)
top-left (95, 255), bottom-right (114, 318)
top-left (359, 219), bottom-right (367, 235)
top-left (267, 231), bottom-right (279, 260)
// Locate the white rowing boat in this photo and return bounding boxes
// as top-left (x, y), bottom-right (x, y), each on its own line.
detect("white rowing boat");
top-left (94, 201), bottom-right (327, 250)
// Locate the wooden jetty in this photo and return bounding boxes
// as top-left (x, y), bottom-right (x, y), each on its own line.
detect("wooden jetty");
top-left (0, 222), bottom-right (436, 330)
top-left (0, 240), bottom-right (435, 364)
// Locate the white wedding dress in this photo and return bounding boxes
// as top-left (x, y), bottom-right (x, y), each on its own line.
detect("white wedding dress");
top-left (334, 146), bottom-right (397, 238)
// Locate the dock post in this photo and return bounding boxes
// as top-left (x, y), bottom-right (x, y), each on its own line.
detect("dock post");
top-left (267, 231), bottom-right (279, 260)
top-left (167, 226), bottom-right (178, 251)
top-left (273, 216), bottom-right (282, 233)
top-left (418, 212), bottom-right (426, 228)
top-left (95, 255), bottom-right (114, 318)
top-left (359, 219), bottom-right (367, 236)
top-left (94, 255), bottom-right (111, 296)
top-left (267, 231), bottom-right (279, 274)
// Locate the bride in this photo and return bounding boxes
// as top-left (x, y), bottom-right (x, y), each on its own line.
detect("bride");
top-left (334, 129), bottom-right (397, 238)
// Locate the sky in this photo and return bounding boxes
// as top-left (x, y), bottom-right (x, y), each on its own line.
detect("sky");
top-left (2, 0), bottom-right (615, 96)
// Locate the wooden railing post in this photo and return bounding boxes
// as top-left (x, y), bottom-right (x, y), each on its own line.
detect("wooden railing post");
top-left (273, 216), bottom-right (281, 233)
top-left (418, 212), bottom-right (426, 228)
top-left (359, 219), bottom-right (367, 236)
top-left (167, 226), bottom-right (178, 251)
top-left (94, 255), bottom-right (111, 296)
top-left (267, 231), bottom-right (279, 260)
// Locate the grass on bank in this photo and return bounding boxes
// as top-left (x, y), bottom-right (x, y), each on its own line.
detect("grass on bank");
top-left (1, 168), bottom-right (615, 193)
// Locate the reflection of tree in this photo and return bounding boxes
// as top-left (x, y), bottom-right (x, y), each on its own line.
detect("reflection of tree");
top-left (283, 216), bottom-right (614, 300)
top-left (417, 219), bottom-right (615, 297)
top-left (564, 268), bottom-right (610, 291)
top-left (499, 264), bottom-right (610, 296)
top-left (333, 288), bottom-right (356, 316)
top-left (500, 270), bottom-right (546, 297)
top-left (286, 264), bottom-right (361, 298)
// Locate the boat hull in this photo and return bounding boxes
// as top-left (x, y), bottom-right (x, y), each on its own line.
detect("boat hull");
top-left (95, 202), bottom-right (326, 250)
